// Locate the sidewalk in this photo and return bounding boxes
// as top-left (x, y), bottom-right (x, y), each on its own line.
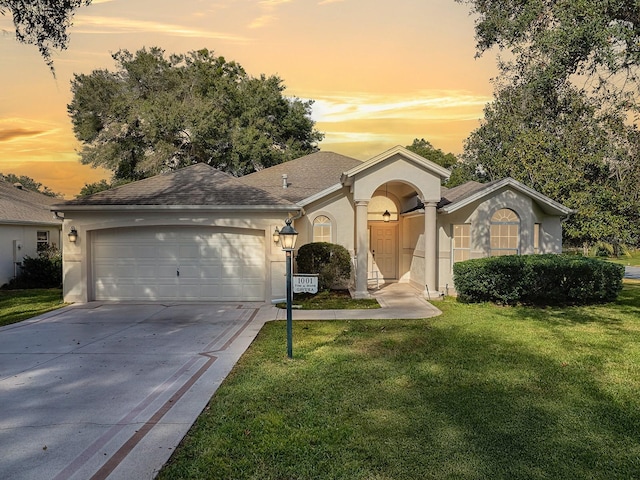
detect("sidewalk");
top-left (266, 283), bottom-right (442, 321)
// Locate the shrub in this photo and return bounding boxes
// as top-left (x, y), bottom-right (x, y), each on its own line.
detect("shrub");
top-left (4, 246), bottom-right (62, 289)
top-left (296, 242), bottom-right (352, 291)
top-left (453, 254), bottom-right (624, 306)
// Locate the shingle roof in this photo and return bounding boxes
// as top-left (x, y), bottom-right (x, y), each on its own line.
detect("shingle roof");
top-left (438, 178), bottom-right (572, 216)
top-left (60, 163), bottom-right (295, 207)
top-left (0, 180), bottom-right (61, 225)
top-left (241, 151), bottom-right (363, 203)
top-left (437, 180), bottom-right (501, 208)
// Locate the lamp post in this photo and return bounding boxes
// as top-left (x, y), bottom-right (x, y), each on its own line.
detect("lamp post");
top-left (279, 217), bottom-right (298, 358)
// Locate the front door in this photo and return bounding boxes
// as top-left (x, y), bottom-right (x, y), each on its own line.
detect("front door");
top-left (370, 224), bottom-right (398, 280)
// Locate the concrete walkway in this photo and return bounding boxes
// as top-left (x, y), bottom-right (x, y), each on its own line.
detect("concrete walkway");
top-left (271, 282), bottom-right (442, 320)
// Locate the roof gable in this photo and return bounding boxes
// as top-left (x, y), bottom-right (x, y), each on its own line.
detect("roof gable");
top-left (438, 178), bottom-right (573, 216)
top-left (341, 145), bottom-right (451, 185)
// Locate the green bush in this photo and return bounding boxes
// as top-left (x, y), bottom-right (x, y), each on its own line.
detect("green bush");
top-left (4, 246), bottom-right (62, 289)
top-left (296, 242), bottom-right (352, 291)
top-left (453, 254), bottom-right (624, 306)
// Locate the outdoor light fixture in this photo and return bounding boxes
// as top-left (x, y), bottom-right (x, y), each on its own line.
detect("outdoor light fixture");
top-left (279, 218), bottom-right (298, 251)
top-left (272, 227), bottom-right (280, 244)
top-left (280, 217), bottom-right (298, 358)
top-left (68, 227), bottom-right (78, 243)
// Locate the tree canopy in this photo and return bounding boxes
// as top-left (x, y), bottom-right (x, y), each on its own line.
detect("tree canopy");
top-left (405, 138), bottom-right (458, 169)
top-left (458, 80), bottom-right (640, 249)
top-left (455, 0), bottom-right (640, 249)
top-left (457, 0), bottom-right (640, 110)
top-left (68, 47), bottom-right (324, 182)
top-left (1, 0), bottom-right (91, 74)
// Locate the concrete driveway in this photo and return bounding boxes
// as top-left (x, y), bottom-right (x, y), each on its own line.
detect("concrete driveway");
top-left (0, 302), bottom-right (271, 480)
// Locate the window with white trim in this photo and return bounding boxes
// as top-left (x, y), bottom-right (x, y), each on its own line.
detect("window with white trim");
top-left (490, 209), bottom-right (520, 256)
top-left (452, 224), bottom-right (470, 263)
top-left (37, 231), bottom-right (49, 252)
top-left (312, 215), bottom-right (332, 243)
top-left (534, 223), bottom-right (541, 254)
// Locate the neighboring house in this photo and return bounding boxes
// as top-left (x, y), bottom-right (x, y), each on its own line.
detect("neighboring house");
top-left (0, 180), bottom-right (62, 286)
top-left (52, 146), bottom-right (572, 303)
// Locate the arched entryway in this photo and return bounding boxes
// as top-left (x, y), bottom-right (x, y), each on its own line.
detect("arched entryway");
top-left (340, 146), bottom-right (451, 299)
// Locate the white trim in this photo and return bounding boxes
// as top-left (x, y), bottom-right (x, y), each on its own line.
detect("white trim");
top-left (51, 204), bottom-right (301, 213)
top-left (0, 220), bottom-right (61, 226)
top-left (438, 178), bottom-right (573, 216)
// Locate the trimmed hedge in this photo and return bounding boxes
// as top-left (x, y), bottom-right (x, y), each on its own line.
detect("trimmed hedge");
top-left (453, 254), bottom-right (624, 306)
top-left (296, 242), bottom-right (352, 291)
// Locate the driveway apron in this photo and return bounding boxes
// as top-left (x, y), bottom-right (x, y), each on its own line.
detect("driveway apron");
top-left (0, 302), bottom-right (268, 480)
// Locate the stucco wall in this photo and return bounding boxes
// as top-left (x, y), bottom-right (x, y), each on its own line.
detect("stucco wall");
top-left (297, 188), bottom-right (355, 253)
top-left (0, 224), bottom-right (61, 286)
top-left (437, 186), bottom-right (566, 291)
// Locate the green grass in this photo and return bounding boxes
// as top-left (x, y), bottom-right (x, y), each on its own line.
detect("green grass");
top-left (0, 289), bottom-right (65, 327)
top-left (277, 290), bottom-right (380, 310)
top-left (607, 248), bottom-right (640, 266)
top-left (159, 281), bottom-right (640, 480)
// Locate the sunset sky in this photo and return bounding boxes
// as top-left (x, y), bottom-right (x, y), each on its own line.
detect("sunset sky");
top-left (0, 0), bottom-right (498, 197)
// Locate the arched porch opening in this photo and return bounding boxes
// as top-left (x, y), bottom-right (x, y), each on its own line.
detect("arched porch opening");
top-left (354, 180), bottom-right (438, 298)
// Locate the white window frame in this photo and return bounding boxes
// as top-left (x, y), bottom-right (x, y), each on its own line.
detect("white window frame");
top-left (312, 215), bottom-right (332, 243)
top-left (37, 230), bottom-right (50, 252)
top-left (534, 223), bottom-right (541, 254)
top-left (452, 224), bottom-right (471, 264)
top-left (490, 209), bottom-right (520, 256)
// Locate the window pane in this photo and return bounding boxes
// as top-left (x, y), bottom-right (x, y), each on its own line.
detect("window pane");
top-left (490, 209), bottom-right (520, 256)
top-left (313, 216), bottom-right (331, 242)
top-left (452, 224), bottom-right (471, 263)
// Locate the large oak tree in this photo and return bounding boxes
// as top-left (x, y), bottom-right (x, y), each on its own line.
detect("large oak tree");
top-left (456, 0), bottom-right (640, 249)
top-left (68, 47), bottom-right (324, 182)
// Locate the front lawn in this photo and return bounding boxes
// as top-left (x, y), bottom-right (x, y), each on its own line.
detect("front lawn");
top-left (0, 289), bottom-right (65, 327)
top-left (277, 290), bottom-right (380, 310)
top-left (606, 248), bottom-right (640, 266)
top-left (159, 281), bottom-right (640, 480)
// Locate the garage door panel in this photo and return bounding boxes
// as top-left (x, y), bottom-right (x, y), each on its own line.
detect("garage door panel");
top-left (93, 227), bottom-right (265, 301)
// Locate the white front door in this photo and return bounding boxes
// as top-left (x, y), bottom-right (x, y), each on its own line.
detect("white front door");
top-left (370, 224), bottom-right (398, 280)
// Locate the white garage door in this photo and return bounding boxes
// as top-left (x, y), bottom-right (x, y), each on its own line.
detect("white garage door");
top-left (93, 227), bottom-right (265, 301)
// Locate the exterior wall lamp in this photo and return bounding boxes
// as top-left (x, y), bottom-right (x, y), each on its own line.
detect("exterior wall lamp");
top-left (280, 218), bottom-right (298, 358)
top-left (68, 227), bottom-right (78, 243)
top-left (272, 226), bottom-right (280, 244)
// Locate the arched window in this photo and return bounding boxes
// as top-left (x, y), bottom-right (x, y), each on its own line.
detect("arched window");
top-left (490, 209), bottom-right (520, 256)
top-left (312, 215), bottom-right (332, 243)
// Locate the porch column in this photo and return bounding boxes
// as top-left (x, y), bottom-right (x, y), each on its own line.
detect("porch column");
top-left (424, 201), bottom-right (438, 297)
top-left (355, 200), bottom-right (369, 298)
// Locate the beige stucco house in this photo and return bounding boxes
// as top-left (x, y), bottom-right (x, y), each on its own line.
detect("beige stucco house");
top-left (53, 146), bottom-right (571, 303)
top-left (0, 180), bottom-right (62, 286)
